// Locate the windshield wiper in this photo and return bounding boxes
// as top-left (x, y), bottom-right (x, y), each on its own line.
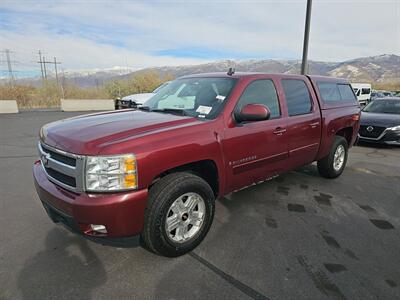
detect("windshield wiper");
top-left (151, 108), bottom-right (186, 116)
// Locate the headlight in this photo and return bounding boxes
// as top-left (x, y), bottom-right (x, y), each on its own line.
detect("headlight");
top-left (39, 126), bottom-right (47, 140)
top-left (85, 154), bottom-right (137, 192)
top-left (388, 125), bottom-right (400, 131)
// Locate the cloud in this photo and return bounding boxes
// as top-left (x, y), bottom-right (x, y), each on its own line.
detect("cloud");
top-left (0, 0), bottom-right (399, 75)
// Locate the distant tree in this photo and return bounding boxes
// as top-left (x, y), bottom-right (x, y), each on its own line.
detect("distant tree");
top-left (105, 71), bottom-right (174, 98)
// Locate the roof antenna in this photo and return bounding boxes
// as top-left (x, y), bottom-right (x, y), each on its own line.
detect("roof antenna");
top-left (227, 67), bottom-right (235, 76)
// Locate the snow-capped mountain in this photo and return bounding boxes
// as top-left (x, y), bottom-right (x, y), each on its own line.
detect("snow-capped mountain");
top-left (2, 54), bottom-right (399, 87)
top-left (128, 54), bottom-right (398, 83)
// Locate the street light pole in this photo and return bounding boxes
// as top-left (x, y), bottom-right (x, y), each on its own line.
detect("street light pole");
top-left (301, 0), bottom-right (313, 75)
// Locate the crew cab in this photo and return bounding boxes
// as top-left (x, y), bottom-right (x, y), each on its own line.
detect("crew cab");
top-left (33, 72), bottom-right (360, 257)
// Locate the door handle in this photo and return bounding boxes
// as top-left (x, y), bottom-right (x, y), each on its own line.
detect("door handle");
top-left (273, 127), bottom-right (287, 135)
top-left (309, 122), bottom-right (319, 128)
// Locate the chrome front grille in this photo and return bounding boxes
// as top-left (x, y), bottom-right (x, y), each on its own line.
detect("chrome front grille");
top-left (359, 125), bottom-right (386, 139)
top-left (38, 142), bottom-right (85, 192)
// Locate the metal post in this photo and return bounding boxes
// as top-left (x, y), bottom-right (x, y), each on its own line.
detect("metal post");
top-left (54, 57), bottom-right (59, 86)
top-left (5, 49), bottom-right (14, 84)
top-left (301, 0), bottom-right (312, 75)
top-left (43, 56), bottom-right (47, 79)
top-left (38, 50), bottom-right (44, 81)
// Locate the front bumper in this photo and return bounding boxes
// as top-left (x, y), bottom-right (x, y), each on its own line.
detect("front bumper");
top-left (33, 160), bottom-right (148, 246)
top-left (358, 131), bottom-right (400, 145)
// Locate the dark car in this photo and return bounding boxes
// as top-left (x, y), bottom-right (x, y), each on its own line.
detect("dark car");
top-left (370, 91), bottom-right (385, 101)
top-left (358, 98), bottom-right (400, 145)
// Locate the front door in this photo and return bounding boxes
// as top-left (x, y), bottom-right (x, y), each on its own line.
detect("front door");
top-left (222, 78), bottom-right (288, 193)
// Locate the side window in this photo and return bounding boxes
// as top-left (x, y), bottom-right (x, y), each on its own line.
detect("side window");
top-left (338, 84), bottom-right (357, 101)
top-left (236, 79), bottom-right (280, 118)
top-left (317, 82), bottom-right (341, 101)
top-left (361, 88), bottom-right (371, 95)
top-left (281, 79), bottom-right (312, 116)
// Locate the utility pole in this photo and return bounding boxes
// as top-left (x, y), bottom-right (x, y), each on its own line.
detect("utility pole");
top-left (1, 49), bottom-right (20, 85)
top-left (41, 57), bottom-right (62, 80)
top-left (53, 57), bottom-right (60, 86)
top-left (53, 57), bottom-right (64, 98)
top-left (301, 0), bottom-right (312, 75)
top-left (60, 68), bottom-right (66, 99)
top-left (5, 49), bottom-right (15, 84)
top-left (37, 50), bottom-right (45, 82)
top-left (43, 56), bottom-right (48, 79)
top-left (41, 57), bottom-right (63, 96)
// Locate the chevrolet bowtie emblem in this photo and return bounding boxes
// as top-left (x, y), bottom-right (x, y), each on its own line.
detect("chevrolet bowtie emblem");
top-left (41, 153), bottom-right (51, 167)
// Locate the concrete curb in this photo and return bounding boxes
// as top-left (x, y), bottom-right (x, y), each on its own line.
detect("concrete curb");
top-left (61, 99), bottom-right (114, 112)
top-left (0, 100), bottom-right (19, 114)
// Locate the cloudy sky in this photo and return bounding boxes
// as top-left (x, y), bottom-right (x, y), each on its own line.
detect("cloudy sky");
top-left (0, 0), bottom-right (399, 77)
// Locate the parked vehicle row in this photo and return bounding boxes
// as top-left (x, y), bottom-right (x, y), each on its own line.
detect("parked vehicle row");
top-left (358, 97), bottom-right (400, 145)
top-left (33, 71), bottom-right (360, 257)
top-left (371, 90), bottom-right (397, 101)
top-left (351, 83), bottom-right (398, 109)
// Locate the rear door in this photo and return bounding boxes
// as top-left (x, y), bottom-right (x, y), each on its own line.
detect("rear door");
top-left (280, 77), bottom-right (321, 168)
top-left (223, 78), bottom-right (288, 192)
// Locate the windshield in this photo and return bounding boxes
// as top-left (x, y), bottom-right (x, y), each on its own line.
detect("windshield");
top-left (363, 100), bottom-right (400, 114)
top-left (152, 82), bottom-right (170, 93)
top-left (144, 77), bottom-right (236, 119)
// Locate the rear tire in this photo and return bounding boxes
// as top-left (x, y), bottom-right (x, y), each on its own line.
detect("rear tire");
top-left (317, 136), bottom-right (348, 178)
top-left (141, 172), bottom-right (215, 257)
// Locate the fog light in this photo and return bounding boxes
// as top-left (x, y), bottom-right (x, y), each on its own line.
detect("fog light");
top-left (90, 224), bottom-right (107, 234)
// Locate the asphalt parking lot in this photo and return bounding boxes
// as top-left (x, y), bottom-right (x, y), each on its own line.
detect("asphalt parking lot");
top-left (1, 111), bottom-right (399, 300)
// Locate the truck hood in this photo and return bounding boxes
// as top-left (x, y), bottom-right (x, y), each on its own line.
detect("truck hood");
top-left (360, 111), bottom-right (400, 127)
top-left (41, 110), bottom-right (199, 154)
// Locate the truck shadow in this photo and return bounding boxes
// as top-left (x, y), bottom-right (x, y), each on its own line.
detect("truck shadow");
top-left (294, 164), bottom-right (321, 178)
top-left (154, 184), bottom-right (282, 300)
top-left (17, 227), bottom-right (107, 300)
top-left (356, 141), bottom-right (397, 149)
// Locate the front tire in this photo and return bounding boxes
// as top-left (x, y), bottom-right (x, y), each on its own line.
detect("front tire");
top-left (141, 172), bottom-right (215, 257)
top-left (317, 136), bottom-right (348, 178)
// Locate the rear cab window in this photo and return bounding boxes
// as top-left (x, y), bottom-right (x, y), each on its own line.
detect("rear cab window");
top-left (317, 82), bottom-right (357, 103)
top-left (338, 84), bottom-right (357, 101)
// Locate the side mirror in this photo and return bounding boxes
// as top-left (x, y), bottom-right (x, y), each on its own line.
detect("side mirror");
top-left (235, 104), bottom-right (271, 122)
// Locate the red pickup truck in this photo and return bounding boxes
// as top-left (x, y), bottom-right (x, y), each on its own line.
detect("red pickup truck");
top-left (33, 72), bottom-right (360, 257)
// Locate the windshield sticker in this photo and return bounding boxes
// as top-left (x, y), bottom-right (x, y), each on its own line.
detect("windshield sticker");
top-left (216, 95), bottom-right (226, 101)
top-left (196, 105), bottom-right (212, 115)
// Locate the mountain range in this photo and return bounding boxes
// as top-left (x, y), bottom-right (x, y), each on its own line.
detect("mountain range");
top-left (5, 54), bottom-right (400, 87)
